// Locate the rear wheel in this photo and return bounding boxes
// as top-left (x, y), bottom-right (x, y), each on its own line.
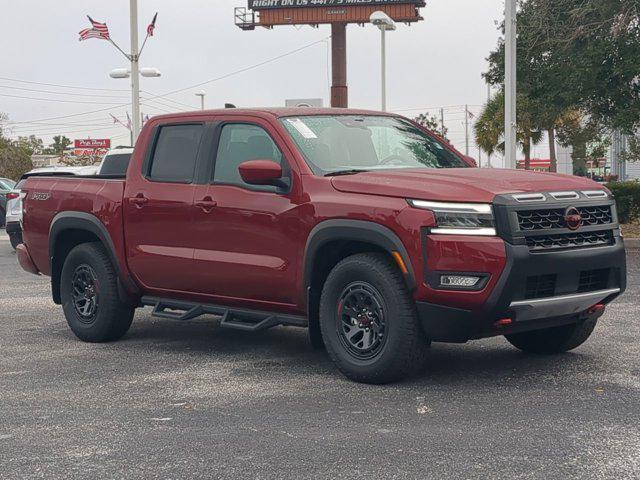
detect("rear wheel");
top-left (505, 319), bottom-right (598, 354)
top-left (0, 208), bottom-right (5, 228)
top-left (60, 242), bottom-right (134, 342)
top-left (319, 253), bottom-right (429, 384)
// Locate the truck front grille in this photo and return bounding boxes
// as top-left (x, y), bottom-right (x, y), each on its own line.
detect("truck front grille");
top-left (525, 230), bottom-right (614, 251)
top-left (517, 205), bottom-right (612, 231)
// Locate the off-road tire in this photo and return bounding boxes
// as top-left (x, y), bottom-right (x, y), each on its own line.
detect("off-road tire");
top-left (60, 242), bottom-right (134, 342)
top-left (505, 319), bottom-right (598, 354)
top-left (319, 252), bottom-right (429, 384)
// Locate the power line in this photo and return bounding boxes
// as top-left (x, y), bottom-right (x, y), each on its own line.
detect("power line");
top-left (0, 76), bottom-right (128, 92)
top-left (0, 84), bottom-right (131, 99)
top-left (0, 93), bottom-right (127, 105)
top-left (8, 37), bottom-right (329, 125)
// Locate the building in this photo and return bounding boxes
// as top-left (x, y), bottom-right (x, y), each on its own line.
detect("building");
top-left (31, 155), bottom-right (60, 168)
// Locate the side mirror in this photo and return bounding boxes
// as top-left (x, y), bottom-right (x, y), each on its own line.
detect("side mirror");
top-left (238, 160), bottom-right (288, 189)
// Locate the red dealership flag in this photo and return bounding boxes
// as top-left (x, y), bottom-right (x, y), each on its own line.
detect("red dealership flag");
top-left (147, 13), bottom-right (158, 36)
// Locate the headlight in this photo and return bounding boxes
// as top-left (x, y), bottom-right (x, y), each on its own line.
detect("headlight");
top-left (408, 199), bottom-right (496, 236)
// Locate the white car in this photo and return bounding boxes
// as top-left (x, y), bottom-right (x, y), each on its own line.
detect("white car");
top-left (97, 147), bottom-right (134, 175)
top-left (4, 166), bottom-right (99, 250)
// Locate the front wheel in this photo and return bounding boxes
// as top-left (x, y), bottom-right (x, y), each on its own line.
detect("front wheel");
top-left (319, 253), bottom-right (429, 384)
top-left (60, 242), bottom-right (135, 342)
top-left (505, 319), bottom-right (598, 354)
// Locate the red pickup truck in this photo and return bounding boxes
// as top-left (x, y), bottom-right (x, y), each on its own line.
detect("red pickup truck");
top-left (16, 108), bottom-right (626, 383)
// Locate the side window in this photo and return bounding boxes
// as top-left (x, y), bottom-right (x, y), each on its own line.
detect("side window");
top-left (213, 124), bottom-right (284, 187)
top-left (148, 124), bottom-right (204, 183)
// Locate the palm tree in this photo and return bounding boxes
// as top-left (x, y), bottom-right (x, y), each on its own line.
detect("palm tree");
top-left (474, 91), bottom-right (543, 169)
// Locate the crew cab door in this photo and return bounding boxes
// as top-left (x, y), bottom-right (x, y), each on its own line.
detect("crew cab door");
top-left (123, 122), bottom-right (208, 292)
top-left (190, 117), bottom-right (302, 309)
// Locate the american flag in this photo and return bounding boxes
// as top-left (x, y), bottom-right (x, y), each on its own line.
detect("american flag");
top-left (147, 13), bottom-right (158, 36)
top-left (86, 16), bottom-right (110, 39)
top-left (79, 28), bottom-right (107, 41)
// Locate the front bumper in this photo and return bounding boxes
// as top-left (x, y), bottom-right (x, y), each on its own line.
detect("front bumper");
top-left (417, 238), bottom-right (626, 342)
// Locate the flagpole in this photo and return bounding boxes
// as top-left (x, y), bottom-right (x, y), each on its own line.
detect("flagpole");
top-left (130, 0), bottom-right (141, 142)
top-left (108, 38), bottom-right (131, 61)
top-left (139, 32), bottom-right (150, 57)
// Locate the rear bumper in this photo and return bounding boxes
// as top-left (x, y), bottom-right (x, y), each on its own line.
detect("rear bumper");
top-left (5, 221), bottom-right (21, 235)
top-left (418, 239), bottom-right (626, 342)
top-left (16, 243), bottom-right (40, 275)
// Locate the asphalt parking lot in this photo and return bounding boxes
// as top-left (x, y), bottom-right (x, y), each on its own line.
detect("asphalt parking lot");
top-left (0, 229), bottom-right (638, 480)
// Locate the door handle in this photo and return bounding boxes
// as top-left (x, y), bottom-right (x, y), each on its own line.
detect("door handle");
top-left (195, 196), bottom-right (217, 212)
top-left (129, 194), bottom-right (148, 208)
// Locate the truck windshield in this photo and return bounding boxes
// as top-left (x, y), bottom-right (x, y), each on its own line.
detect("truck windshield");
top-left (280, 115), bottom-right (469, 175)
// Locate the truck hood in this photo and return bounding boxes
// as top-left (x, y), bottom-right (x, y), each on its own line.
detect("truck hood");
top-left (330, 168), bottom-right (605, 203)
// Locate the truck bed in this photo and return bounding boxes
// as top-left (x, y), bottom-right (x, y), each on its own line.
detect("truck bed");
top-left (22, 175), bottom-right (127, 276)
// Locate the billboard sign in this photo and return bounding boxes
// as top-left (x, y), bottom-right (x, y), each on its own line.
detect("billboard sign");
top-left (249, 0), bottom-right (424, 9)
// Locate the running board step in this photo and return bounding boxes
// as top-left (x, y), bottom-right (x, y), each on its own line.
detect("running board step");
top-left (142, 296), bottom-right (307, 332)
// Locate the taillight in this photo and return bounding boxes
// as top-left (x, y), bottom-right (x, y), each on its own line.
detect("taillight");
top-left (5, 192), bottom-right (19, 200)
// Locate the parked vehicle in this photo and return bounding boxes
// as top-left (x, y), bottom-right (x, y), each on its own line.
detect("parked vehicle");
top-left (0, 177), bottom-right (16, 227)
top-left (5, 166), bottom-right (98, 250)
top-left (16, 108), bottom-right (627, 383)
top-left (98, 147), bottom-right (134, 176)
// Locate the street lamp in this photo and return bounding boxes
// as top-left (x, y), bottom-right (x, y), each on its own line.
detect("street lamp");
top-left (370, 11), bottom-right (396, 112)
top-left (195, 90), bottom-right (206, 110)
top-left (109, 66), bottom-right (161, 140)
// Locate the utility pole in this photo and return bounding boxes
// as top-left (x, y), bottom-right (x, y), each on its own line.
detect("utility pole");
top-left (381, 26), bottom-right (386, 111)
top-left (464, 104), bottom-right (469, 156)
top-left (440, 107), bottom-right (445, 139)
top-left (505, 0), bottom-right (517, 169)
top-left (130, 0), bottom-right (141, 142)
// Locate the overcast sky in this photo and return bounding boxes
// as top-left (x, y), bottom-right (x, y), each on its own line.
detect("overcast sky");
top-left (1, 0), bottom-right (521, 165)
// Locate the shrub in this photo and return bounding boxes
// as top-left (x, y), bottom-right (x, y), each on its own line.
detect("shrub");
top-left (608, 181), bottom-right (640, 224)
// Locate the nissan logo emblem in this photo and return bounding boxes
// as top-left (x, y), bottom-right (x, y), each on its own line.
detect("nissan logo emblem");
top-left (564, 206), bottom-right (583, 230)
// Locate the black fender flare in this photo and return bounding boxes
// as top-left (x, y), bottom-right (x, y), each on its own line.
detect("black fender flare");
top-left (303, 219), bottom-right (416, 293)
top-left (49, 211), bottom-right (135, 304)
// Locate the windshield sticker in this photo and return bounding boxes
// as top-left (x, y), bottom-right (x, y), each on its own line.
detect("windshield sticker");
top-left (286, 118), bottom-right (317, 139)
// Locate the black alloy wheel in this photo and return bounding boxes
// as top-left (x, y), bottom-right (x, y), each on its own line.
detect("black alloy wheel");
top-left (336, 281), bottom-right (387, 360)
top-left (71, 265), bottom-right (100, 322)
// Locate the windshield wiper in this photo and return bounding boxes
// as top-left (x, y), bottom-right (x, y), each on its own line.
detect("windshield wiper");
top-left (324, 169), bottom-right (370, 177)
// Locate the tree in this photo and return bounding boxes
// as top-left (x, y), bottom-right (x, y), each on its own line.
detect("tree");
top-left (474, 91), bottom-right (543, 169)
top-left (0, 112), bottom-right (33, 179)
top-left (484, 0), bottom-right (640, 170)
top-left (48, 135), bottom-right (72, 156)
top-left (0, 144), bottom-right (33, 180)
top-left (414, 113), bottom-right (449, 141)
top-left (15, 135), bottom-right (45, 156)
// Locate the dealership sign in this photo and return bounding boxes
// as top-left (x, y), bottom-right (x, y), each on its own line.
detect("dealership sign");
top-left (74, 139), bottom-right (111, 149)
top-left (74, 138), bottom-right (111, 157)
top-left (249, 0), bottom-right (423, 9)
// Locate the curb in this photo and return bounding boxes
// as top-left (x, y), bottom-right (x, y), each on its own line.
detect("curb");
top-left (625, 238), bottom-right (640, 249)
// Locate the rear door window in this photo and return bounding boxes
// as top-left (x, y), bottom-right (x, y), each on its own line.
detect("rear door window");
top-left (148, 124), bottom-right (204, 183)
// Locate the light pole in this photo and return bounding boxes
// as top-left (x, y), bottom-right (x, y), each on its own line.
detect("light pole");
top-left (110, 66), bottom-right (161, 144)
top-left (370, 11), bottom-right (396, 112)
top-left (195, 90), bottom-right (206, 110)
top-left (505, 0), bottom-right (517, 169)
